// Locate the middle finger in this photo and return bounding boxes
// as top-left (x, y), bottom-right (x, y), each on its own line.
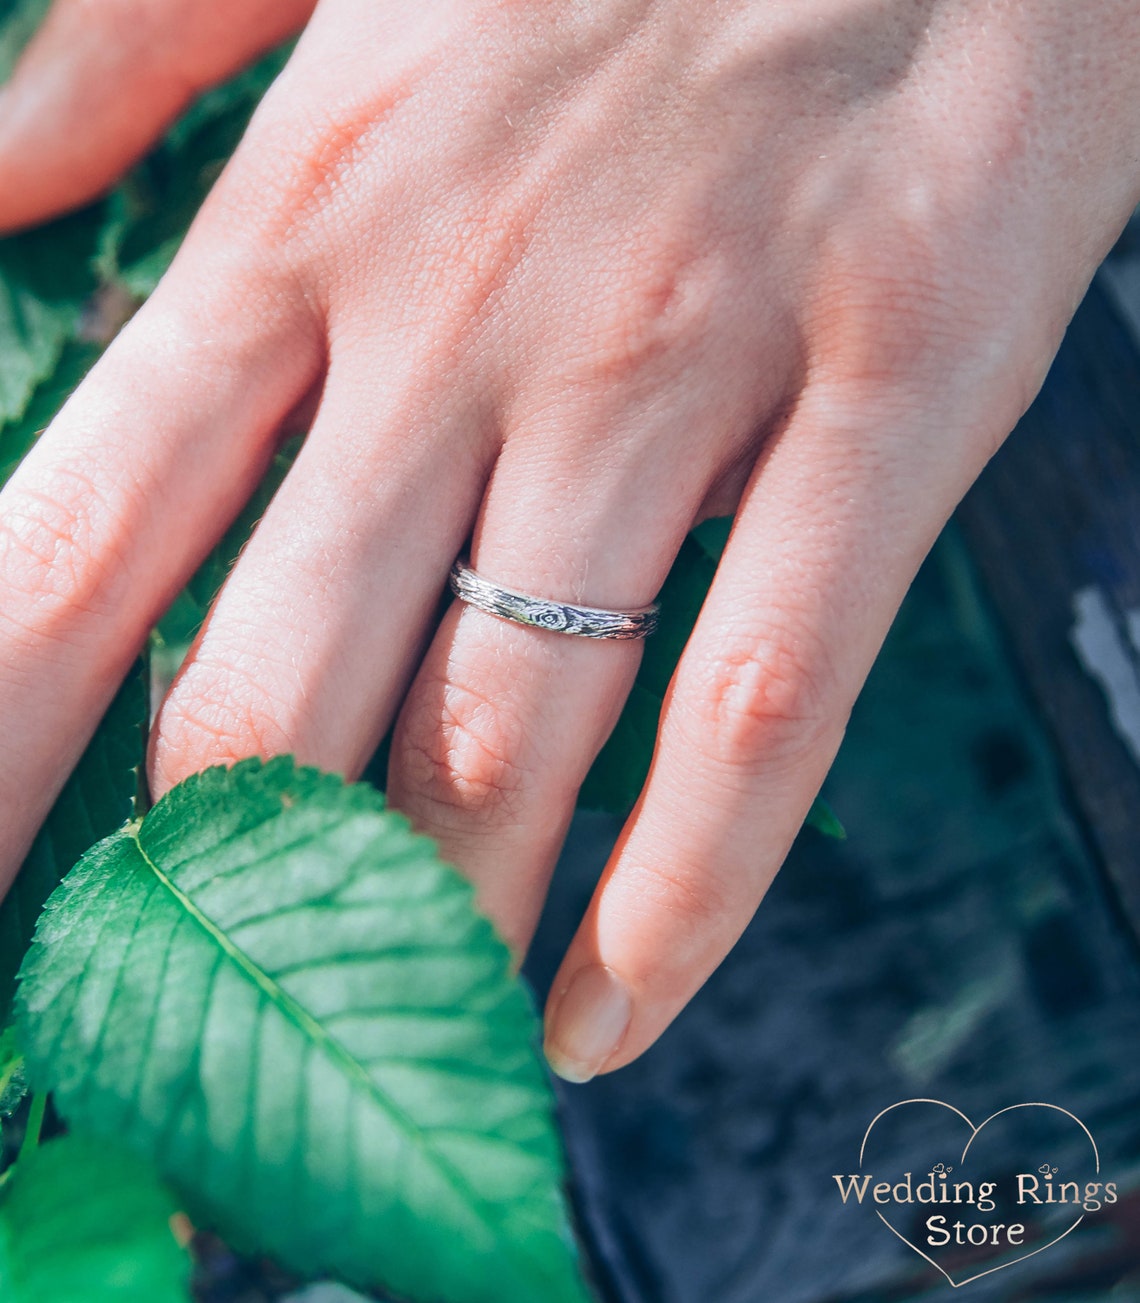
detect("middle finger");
top-left (149, 335), bottom-right (497, 793)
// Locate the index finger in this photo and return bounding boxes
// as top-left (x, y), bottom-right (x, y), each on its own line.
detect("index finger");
top-left (0, 254), bottom-right (319, 891)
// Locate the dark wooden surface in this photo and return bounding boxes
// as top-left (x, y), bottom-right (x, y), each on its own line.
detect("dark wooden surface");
top-left (957, 275), bottom-right (1140, 948)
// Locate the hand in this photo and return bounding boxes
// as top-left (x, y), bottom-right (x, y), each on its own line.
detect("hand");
top-left (0, 0), bottom-right (1137, 1083)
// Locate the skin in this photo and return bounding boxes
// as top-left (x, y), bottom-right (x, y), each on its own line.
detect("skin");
top-left (0, 0), bottom-right (1137, 1083)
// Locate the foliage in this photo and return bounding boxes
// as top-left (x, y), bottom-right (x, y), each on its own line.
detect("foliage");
top-left (0, 1131), bottom-right (191, 1302)
top-left (0, 663), bottom-right (147, 1030)
top-left (0, 339), bottom-right (102, 485)
top-left (0, 216), bottom-right (99, 428)
top-left (17, 758), bottom-right (592, 1303)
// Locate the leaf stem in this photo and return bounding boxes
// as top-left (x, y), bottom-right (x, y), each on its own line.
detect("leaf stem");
top-left (17, 1092), bottom-right (46, 1163)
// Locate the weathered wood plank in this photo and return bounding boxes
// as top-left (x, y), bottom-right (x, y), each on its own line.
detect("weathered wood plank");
top-left (957, 276), bottom-right (1140, 943)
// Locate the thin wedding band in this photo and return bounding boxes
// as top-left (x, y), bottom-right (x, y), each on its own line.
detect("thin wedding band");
top-left (448, 559), bottom-right (660, 640)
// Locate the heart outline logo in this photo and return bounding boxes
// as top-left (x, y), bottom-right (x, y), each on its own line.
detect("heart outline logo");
top-left (859, 1099), bottom-right (1100, 1289)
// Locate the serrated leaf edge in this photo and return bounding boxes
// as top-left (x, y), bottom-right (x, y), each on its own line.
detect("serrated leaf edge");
top-left (123, 788), bottom-right (523, 1251)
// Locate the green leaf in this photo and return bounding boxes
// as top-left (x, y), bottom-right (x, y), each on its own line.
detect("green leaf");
top-left (578, 524), bottom-right (843, 837)
top-left (0, 662), bottom-right (147, 1026)
top-left (17, 758), bottom-right (593, 1303)
top-left (690, 514), bottom-right (733, 563)
top-left (0, 224), bottom-right (90, 427)
top-left (0, 149), bottom-right (105, 422)
top-left (804, 797), bottom-right (846, 840)
top-left (0, 1132), bottom-right (191, 1302)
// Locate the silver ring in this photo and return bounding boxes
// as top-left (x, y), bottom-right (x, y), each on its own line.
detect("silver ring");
top-left (448, 559), bottom-right (660, 640)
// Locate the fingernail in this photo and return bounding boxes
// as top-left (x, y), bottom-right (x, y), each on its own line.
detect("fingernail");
top-left (544, 964), bottom-right (631, 1084)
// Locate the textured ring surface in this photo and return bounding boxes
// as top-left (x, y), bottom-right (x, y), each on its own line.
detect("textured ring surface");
top-left (448, 559), bottom-right (660, 640)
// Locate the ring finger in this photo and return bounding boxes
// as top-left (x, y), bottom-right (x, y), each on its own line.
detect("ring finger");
top-left (386, 373), bottom-right (766, 956)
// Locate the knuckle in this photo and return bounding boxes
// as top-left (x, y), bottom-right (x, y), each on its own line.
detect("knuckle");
top-left (812, 267), bottom-right (956, 390)
top-left (151, 663), bottom-right (293, 789)
top-left (810, 225), bottom-right (1037, 459)
top-left (612, 858), bottom-right (744, 989)
top-left (0, 466), bottom-right (134, 640)
top-left (808, 187), bottom-right (989, 389)
top-left (225, 93), bottom-right (394, 258)
top-left (680, 626), bottom-right (839, 777)
top-left (149, 224), bottom-right (311, 347)
top-left (394, 671), bottom-right (530, 829)
top-left (576, 243), bottom-right (722, 386)
top-left (639, 859), bottom-right (735, 942)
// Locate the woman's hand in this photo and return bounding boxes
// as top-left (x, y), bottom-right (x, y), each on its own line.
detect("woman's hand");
top-left (0, 0), bottom-right (1137, 1082)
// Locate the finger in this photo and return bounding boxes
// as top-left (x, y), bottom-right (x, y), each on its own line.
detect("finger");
top-left (0, 246), bottom-right (321, 895)
top-left (146, 345), bottom-right (496, 797)
top-left (542, 376), bottom-right (1008, 1082)
top-left (385, 385), bottom-right (737, 956)
top-left (0, 0), bottom-right (315, 232)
